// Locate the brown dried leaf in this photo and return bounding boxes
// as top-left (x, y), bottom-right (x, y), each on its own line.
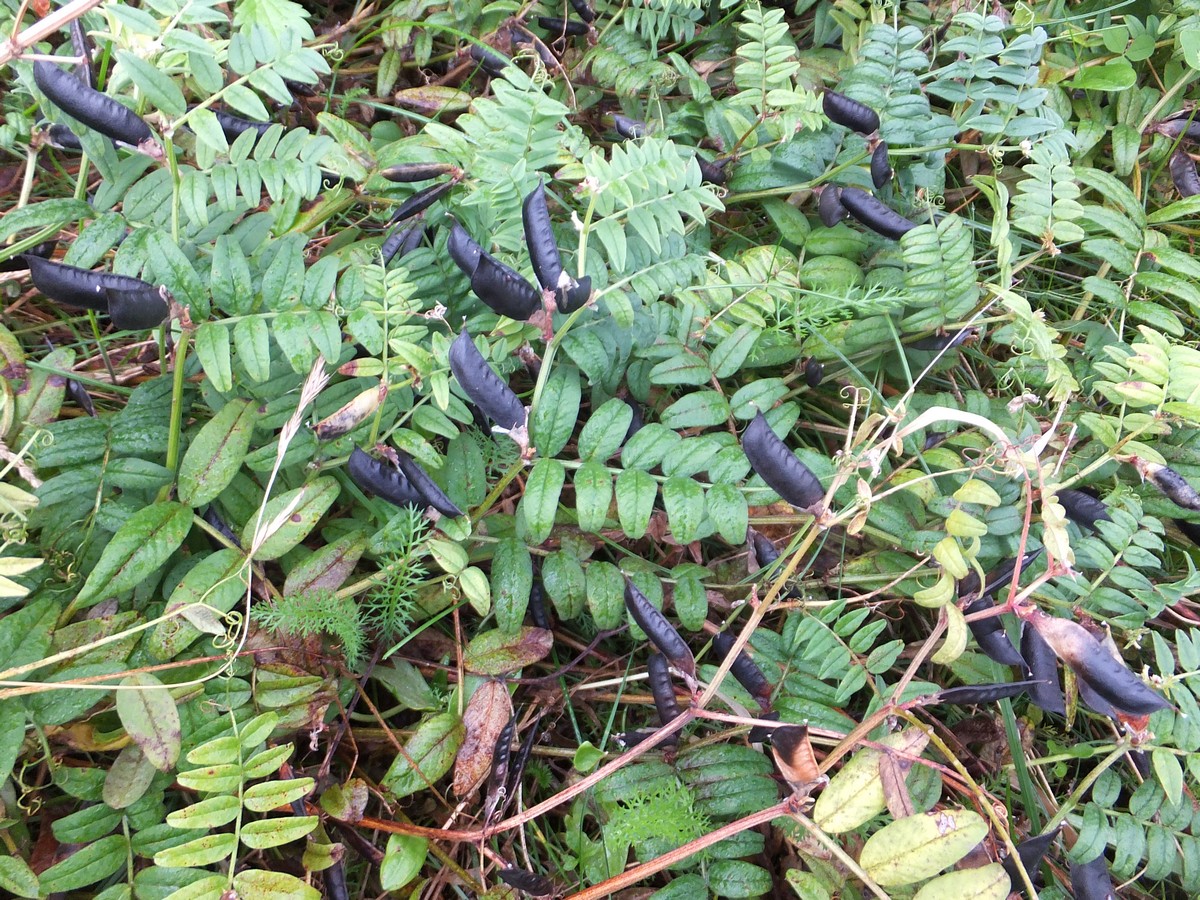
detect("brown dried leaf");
top-left (879, 752), bottom-right (914, 819)
top-left (452, 681), bottom-right (514, 798)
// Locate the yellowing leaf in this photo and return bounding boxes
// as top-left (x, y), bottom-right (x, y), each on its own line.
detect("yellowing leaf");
top-left (812, 729), bottom-right (930, 833)
top-left (115, 672), bottom-right (181, 771)
top-left (931, 604), bottom-right (968, 665)
top-left (859, 809), bottom-right (989, 886)
top-left (912, 862), bottom-right (1010, 900)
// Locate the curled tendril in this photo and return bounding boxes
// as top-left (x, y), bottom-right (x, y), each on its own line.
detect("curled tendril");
top-left (34, 428), bottom-right (53, 448)
top-left (325, 46), bottom-right (346, 63)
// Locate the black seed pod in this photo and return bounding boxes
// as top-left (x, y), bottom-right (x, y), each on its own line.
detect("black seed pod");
top-left (470, 251), bottom-right (542, 320)
top-left (818, 186), bottom-right (846, 227)
top-left (34, 61), bottom-right (152, 147)
top-left (448, 329), bottom-right (526, 431)
top-left (960, 548), bottom-right (1043, 603)
top-left (469, 44), bottom-right (510, 78)
top-left (747, 528), bottom-right (780, 570)
top-left (44, 122), bottom-right (85, 151)
top-left (839, 187), bottom-right (917, 240)
top-left (804, 358), bottom-right (823, 387)
top-left (505, 722), bottom-right (538, 798)
top-left (24, 255), bottom-right (116, 312)
top-left (529, 579), bottom-right (550, 629)
top-left (106, 284), bottom-right (170, 330)
top-left (347, 447), bottom-right (425, 508)
top-left (70, 19), bottom-right (96, 90)
top-left (1002, 827), bottom-right (1059, 895)
top-left (742, 412), bottom-right (825, 511)
top-left (1154, 116), bottom-right (1200, 142)
top-left (380, 161), bottom-right (455, 183)
top-left (822, 90), bottom-right (880, 134)
top-left (499, 868), bottom-right (555, 897)
top-left (537, 16), bottom-right (589, 36)
top-left (624, 579), bottom-right (695, 678)
top-left (747, 710), bottom-right (781, 743)
top-left (65, 375), bottom-right (96, 416)
top-left (966, 603), bottom-right (1027, 667)
top-left (557, 276), bottom-right (592, 314)
top-left (646, 652), bottom-right (682, 744)
top-left (203, 506), bottom-right (242, 548)
top-left (1070, 854), bottom-right (1115, 900)
top-left (1176, 518), bottom-right (1200, 547)
top-left (697, 156), bottom-right (728, 185)
top-left (929, 680), bottom-right (1040, 705)
top-left (1170, 149), bottom-right (1200, 198)
top-left (485, 715), bottom-right (515, 805)
top-left (1030, 612), bottom-right (1171, 716)
top-left (447, 220), bottom-right (483, 276)
top-left (1144, 461), bottom-right (1200, 511)
top-left (613, 114), bottom-right (647, 140)
top-left (1055, 488), bottom-right (1111, 532)
top-left (394, 449), bottom-right (464, 518)
top-left (1076, 673), bottom-right (1116, 719)
top-left (522, 178), bottom-right (564, 294)
top-left (1020, 622), bottom-right (1065, 715)
top-left (215, 110), bottom-right (271, 142)
top-left (381, 222), bottom-right (425, 265)
top-left (0, 241), bottom-right (55, 273)
top-left (711, 631), bottom-right (772, 706)
top-left (389, 180), bottom-right (454, 224)
top-left (871, 142), bottom-right (892, 188)
top-left (569, 0), bottom-right (596, 22)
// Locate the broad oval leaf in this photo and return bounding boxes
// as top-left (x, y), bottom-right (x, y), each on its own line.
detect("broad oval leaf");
top-left (177, 398), bottom-right (257, 507)
top-left (243, 477), bottom-right (340, 560)
top-left (859, 809), bottom-right (989, 887)
top-left (39, 834), bottom-right (128, 894)
top-left (166, 795), bottom-right (242, 830)
top-left (239, 815), bottom-right (319, 849)
top-left (243, 776), bottom-right (314, 811)
top-left (813, 729), bottom-right (930, 833)
top-left (616, 467), bottom-right (656, 539)
top-left (74, 501), bottom-right (193, 609)
top-left (463, 626), bottom-right (554, 675)
top-left (530, 364), bottom-right (581, 457)
top-left (520, 458), bottom-right (564, 545)
top-left (912, 862), bottom-right (1010, 900)
top-left (232, 868), bottom-right (321, 900)
top-left (380, 712), bottom-right (465, 799)
top-left (102, 743), bottom-right (157, 809)
top-left (154, 833), bottom-right (239, 869)
top-left (491, 538), bottom-right (533, 634)
top-left (193, 322), bottom-right (234, 394)
top-left (116, 672), bottom-right (181, 771)
top-left (0, 855), bottom-right (38, 899)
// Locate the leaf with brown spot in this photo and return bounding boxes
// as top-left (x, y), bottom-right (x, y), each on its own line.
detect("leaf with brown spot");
top-left (452, 680), bottom-right (513, 798)
top-left (115, 672), bottom-right (181, 772)
top-left (282, 532), bottom-right (366, 599)
top-left (463, 627), bottom-right (553, 675)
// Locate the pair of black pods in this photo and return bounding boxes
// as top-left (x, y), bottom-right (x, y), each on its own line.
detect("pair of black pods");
top-left (346, 447), bottom-right (463, 517)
